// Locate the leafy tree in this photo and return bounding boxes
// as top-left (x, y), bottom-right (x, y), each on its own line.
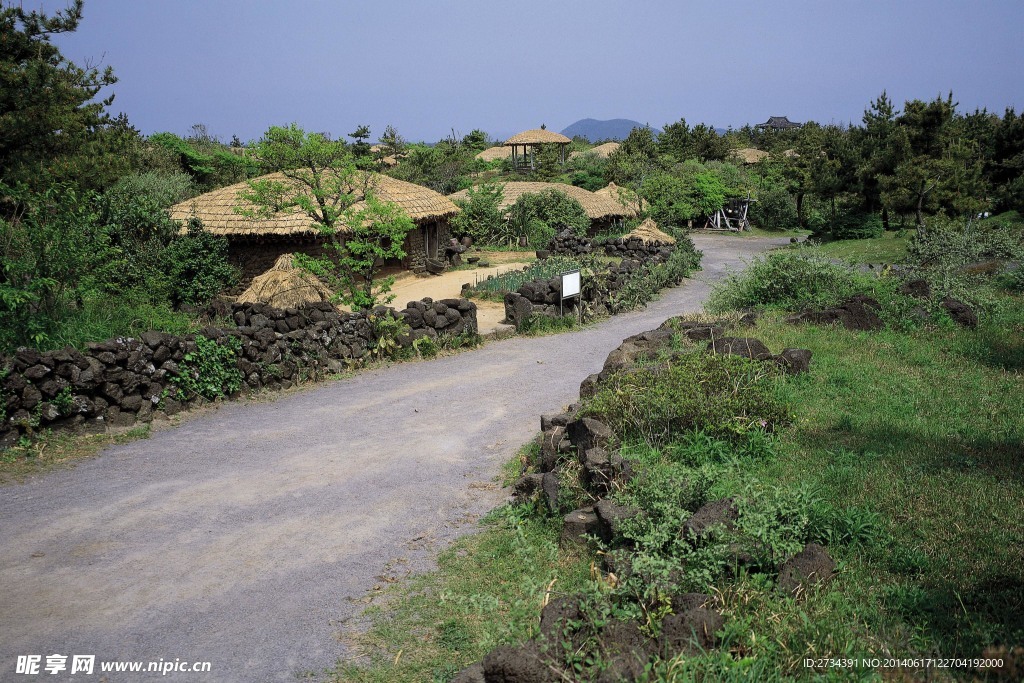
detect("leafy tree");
top-left (641, 171), bottom-right (694, 229)
top-left (608, 127), bottom-right (662, 188)
top-left (349, 124), bottom-right (373, 168)
top-left (0, 0), bottom-right (116, 189)
top-left (750, 185), bottom-right (798, 231)
top-left (505, 189), bottom-right (589, 245)
top-left (162, 218), bottom-right (238, 308)
top-left (0, 182), bottom-right (107, 347)
top-left (451, 182), bottom-right (505, 243)
top-left (377, 124), bottom-right (406, 167)
top-left (241, 124), bottom-right (415, 309)
top-left (460, 129), bottom-right (491, 152)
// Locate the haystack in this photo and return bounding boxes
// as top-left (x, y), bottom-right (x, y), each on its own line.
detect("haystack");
top-left (236, 254), bottom-right (336, 309)
top-left (595, 182), bottom-right (644, 214)
top-left (730, 147), bottom-right (769, 164)
top-left (624, 218), bottom-right (675, 245)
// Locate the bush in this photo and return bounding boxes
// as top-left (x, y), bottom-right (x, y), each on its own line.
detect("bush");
top-left (609, 238), bottom-right (702, 311)
top-left (750, 185), bottom-right (798, 231)
top-left (162, 218), bottom-right (238, 308)
top-left (450, 182), bottom-right (504, 244)
top-left (505, 189), bottom-right (590, 244)
top-left (583, 352), bottom-right (790, 446)
top-left (826, 210), bottom-right (884, 240)
top-left (707, 249), bottom-right (865, 313)
top-left (171, 334), bottom-right (243, 401)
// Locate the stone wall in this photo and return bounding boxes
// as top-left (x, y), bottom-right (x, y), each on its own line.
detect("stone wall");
top-left (602, 235), bottom-right (675, 261)
top-left (0, 298), bottom-right (477, 448)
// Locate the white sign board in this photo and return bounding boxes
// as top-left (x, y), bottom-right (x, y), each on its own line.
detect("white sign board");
top-left (561, 270), bottom-right (581, 298)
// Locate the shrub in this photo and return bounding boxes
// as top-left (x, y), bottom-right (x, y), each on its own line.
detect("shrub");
top-left (826, 210), bottom-right (884, 240)
top-left (609, 239), bottom-right (702, 311)
top-left (450, 182), bottom-right (504, 244)
top-left (505, 189), bottom-right (590, 243)
top-left (582, 352), bottom-right (790, 446)
top-left (750, 185), bottom-right (798, 231)
top-left (171, 335), bottom-right (243, 401)
top-left (161, 218), bottom-right (238, 308)
top-left (707, 249), bottom-right (864, 313)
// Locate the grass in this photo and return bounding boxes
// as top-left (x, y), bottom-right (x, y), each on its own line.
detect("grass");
top-left (337, 295), bottom-right (1024, 681)
top-left (810, 230), bottom-right (914, 264)
top-left (0, 425), bottom-right (153, 484)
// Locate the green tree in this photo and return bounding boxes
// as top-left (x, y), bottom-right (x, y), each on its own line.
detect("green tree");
top-left (377, 124), bottom-right (406, 167)
top-left (608, 126), bottom-right (662, 188)
top-left (241, 124), bottom-right (415, 309)
top-left (162, 218), bottom-right (238, 308)
top-left (505, 189), bottom-right (589, 245)
top-left (349, 124), bottom-right (373, 168)
top-left (0, 0), bottom-right (116, 189)
top-left (451, 182), bottom-right (505, 243)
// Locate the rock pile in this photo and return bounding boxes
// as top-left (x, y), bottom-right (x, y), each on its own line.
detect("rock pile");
top-left (0, 298), bottom-right (477, 448)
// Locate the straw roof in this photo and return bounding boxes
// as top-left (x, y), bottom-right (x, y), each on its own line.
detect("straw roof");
top-left (569, 142), bottom-right (620, 160)
top-left (731, 147), bottom-right (769, 164)
top-left (624, 218), bottom-right (675, 245)
top-left (475, 146), bottom-right (513, 162)
top-left (448, 181), bottom-right (634, 220)
top-left (594, 182), bottom-right (645, 214)
top-left (236, 254), bottom-right (337, 308)
top-left (170, 171), bottom-right (459, 237)
top-left (504, 129), bottom-right (571, 145)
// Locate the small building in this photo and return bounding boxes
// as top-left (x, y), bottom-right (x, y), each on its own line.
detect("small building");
top-left (448, 181), bottom-right (635, 234)
top-left (170, 171), bottom-right (460, 285)
top-left (569, 141), bottom-right (621, 160)
top-left (756, 116), bottom-right (802, 131)
top-left (474, 146), bottom-right (513, 162)
top-left (504, 129), bottom-right (572, 169)
top-left (730, 147), bottom-right (769, 165)
top-left (594, 182), bottom-right (644, 215)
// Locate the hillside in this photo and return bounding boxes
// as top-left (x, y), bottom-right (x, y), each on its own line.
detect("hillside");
top-left (560, 118), bottom-right (661, 141)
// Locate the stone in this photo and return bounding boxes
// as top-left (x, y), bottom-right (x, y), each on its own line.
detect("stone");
top-left (899, 279), bottom-right (931, 299)
top-left (777, 543), bottom-right (835, 597)
top-left (567, 417), bottom-right (615, 453)
top-left (594, 499), bottom-right (638, 543)
top-left (682, 498), bottom-right (738, 542)
top-left (708, 337), bottom-right (773, 361)
top-left (684, 325), bottom-right (725, 341)
top-left (481, 643), bottom-right (558, 683)
top-left (561, 506), bottom-right (600, 546)
top-left (450, 662), bottom-right (485, 683)
top-left (579, 373), bottom-right (601, 400)
top-left (595, 620), bottom-right (652, 683)
top-left (670, 592), bottom-right (714, 614)
top-left (582, 448), bottom-right (628, 493)
top-left (774, 348), bottom-right (813, 374)
top-left (120, 394), bottom-right (143, 412)
top-left (538, 426), bottom-right (565, 472)
top-left (659, 608), bottom-right (724, 657)
top-left (23, 364), bottom-right (50, 381)
top-left (20, 385), bottom-right (42, 410)
top-left (941, 296), bottom-right (978, 329)
top-left (539, 595), bottom-right (585, 645)
top-left (789, 295), bottom-right (884, 331)
top-left (540, 473), bottom-right (559, 514)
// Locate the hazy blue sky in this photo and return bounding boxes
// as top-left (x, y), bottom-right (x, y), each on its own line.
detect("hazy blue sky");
top-left (42, 0), bottom-right (1024, 144)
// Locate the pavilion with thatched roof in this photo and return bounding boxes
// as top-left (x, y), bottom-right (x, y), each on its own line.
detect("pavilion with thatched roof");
top-left (504, 128), bottom-right (571, 169)
top-left (448, 181), bottom-right (635, 234)
top-left (170, 171), bottom-right (460, 284)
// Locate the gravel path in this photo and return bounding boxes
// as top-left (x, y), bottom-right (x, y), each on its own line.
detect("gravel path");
top-left (0, 235), bottom-right (785, 682)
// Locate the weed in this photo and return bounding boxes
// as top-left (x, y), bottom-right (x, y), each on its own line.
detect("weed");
top-left (170, 335), bottom-right (243, 401)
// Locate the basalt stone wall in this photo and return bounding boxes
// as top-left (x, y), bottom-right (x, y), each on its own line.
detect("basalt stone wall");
top-left (546, 230), bottom-right (596, 257)
top-left (602, 235), bottom-right (675, 261)
top-left (0, 298), bottom-right (477, 448)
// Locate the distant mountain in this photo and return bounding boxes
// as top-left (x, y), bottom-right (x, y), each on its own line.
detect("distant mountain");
top-left (560, 118), bottom-right (661, 142)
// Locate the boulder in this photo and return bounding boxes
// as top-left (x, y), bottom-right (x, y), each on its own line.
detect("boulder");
top-left (682, 498), bottom-right (738, 542)
top-left (567, 418), bottom-right (615, 453)
top-left (774, 348), bottom-right (813, 374)
top-left (941, 296), bottom-right (978, 329)
top-left (708, 337), bottom-right (773, 361)
top-left (659, 608), bottom-right (724, 657)
top-left (561, 507), bottom-right (599, 546)
top-left (594, 499), bottom-right (638, 543)
top-left (777, 543), bottom-right (835, 597)
top-left (450, 662), bottom-right (485, 683)
top-left (481, 642), bottom-right (559, 683)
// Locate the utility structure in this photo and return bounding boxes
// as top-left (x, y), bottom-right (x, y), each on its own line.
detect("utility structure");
top-left (703, 196), bottom-right (754, 231)
top-left (504, 128), bottom-right (571, 170)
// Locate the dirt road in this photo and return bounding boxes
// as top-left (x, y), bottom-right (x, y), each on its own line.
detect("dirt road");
top-left (0, 235), bottom-right (785, 682)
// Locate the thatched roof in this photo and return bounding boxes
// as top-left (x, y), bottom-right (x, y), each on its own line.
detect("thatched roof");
top-left (448, 181), bottom-right (635, 220)
top-left (731, 147), bottom-right (769, 164)
top-left (504, 129), bottom-right (571, 146)
top-left (624, 218), bottom-right (675, 245)
top-left (236, 254), bottom-right (336, 308)
top-left (569, 142), bottom-right (620, 160)
top-left (594, 182), bottom-right (645, 214)
top-left (475, 146), bottom-right (513, 162)
top-left (170, 171), bottom-right (459, 237)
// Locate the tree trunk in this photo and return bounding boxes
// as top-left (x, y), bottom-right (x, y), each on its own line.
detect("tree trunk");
top-left (882, 207), bottom-right (890, 231)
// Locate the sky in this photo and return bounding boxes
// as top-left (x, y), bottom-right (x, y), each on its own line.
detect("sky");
top-left (36, 0), bottom-right (1024, 144)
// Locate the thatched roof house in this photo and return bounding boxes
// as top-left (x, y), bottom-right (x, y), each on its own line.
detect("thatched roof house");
top-left (236, 253), bottom-right (336, 308)
top-left (594, 182), bottom-right (645, 214)
top-left (504, 128), bottom-right (572, 169)
top-left (448, 181), bottom-right (634, 234)
top-left (475, 146), bottom-right (513, 162)
top-left (170, 171), bottom-right (460, 281)
top-left (730, 147), bottom-right (769, 165)
top-left (624, 218), bottom-right (675, 245)
top-left (569, 142), bottom-right (620, 160)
